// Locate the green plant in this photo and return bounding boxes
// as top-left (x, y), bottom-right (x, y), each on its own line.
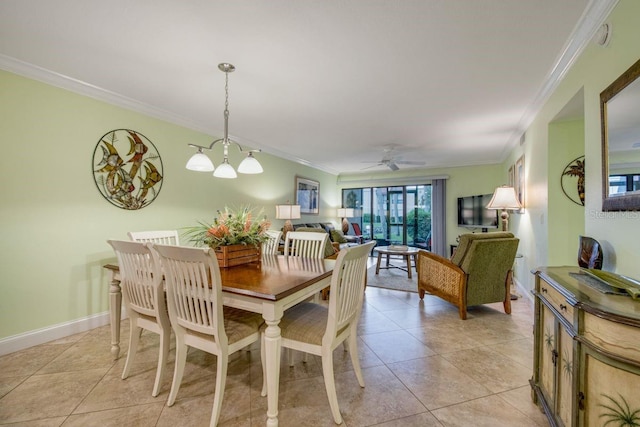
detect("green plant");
top-left (544, 328), bottom-right (553, 350)
top-left (599, 393), bottom-right (640, 426)
top-left (562, 350), bottom-right (572, 379)
top-left (406, 208), bottom-right (431, 241)
top-left (184, 206), bottom-right (271, 248)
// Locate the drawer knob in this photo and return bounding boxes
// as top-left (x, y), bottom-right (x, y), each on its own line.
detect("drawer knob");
top-left (541, 287), bottom-right (548, 293)
top-left (560, 304), bottom-right (567, 312)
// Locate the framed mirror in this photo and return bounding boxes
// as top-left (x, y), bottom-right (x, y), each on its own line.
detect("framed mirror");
top-left (601, 58), bottom-right (640, 211)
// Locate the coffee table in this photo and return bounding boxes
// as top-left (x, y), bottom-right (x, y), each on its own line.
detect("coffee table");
top-left (375, 245), bottom-right (421, 279)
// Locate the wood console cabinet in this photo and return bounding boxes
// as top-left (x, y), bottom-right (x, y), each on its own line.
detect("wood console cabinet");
top-left (531, 266), bottom-right (640, 427)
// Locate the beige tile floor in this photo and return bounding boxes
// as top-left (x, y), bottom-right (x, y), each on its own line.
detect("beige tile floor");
top-left (0, 280), bottom-right (549, 426)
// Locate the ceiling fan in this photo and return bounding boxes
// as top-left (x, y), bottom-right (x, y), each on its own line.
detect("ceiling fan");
top-left (361, 148), bottom-right (426, 171)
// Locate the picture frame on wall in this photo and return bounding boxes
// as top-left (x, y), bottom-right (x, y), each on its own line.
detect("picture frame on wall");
top-left (295, 176), bottom-right (320, 215)
top-left (508, 164), bottom-right (515, 187)
top-left (515, 155), bottom-right (525, 211)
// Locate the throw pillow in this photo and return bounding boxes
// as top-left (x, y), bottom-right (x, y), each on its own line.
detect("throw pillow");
top-left (331, 229), bottom-right (348, 244)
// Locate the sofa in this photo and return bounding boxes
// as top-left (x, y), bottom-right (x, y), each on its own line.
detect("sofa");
top-left (289, 222), bottom-right (360, 252)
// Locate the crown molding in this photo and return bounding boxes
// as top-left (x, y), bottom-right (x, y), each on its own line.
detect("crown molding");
top-left (0, 0), bottom-right (620, 175)
top-left (0, 54), bottom-right (340, 176)
top-left (505, 0), bottom-right (619, 152)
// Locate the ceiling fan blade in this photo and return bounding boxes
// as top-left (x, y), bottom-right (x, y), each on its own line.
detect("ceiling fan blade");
top-left (387, 162), bottom-right (400, 171)
top-left (394, 160), bottom-right (426, 165)
top-left (361, 163), bottom-right (384, 170)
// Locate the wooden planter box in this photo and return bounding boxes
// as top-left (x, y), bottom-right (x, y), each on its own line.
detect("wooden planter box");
top-left (214, 244), bottom-right (261, 268)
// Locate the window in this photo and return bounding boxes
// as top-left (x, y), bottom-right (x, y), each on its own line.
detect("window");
top-left (342, 184), bottom-right (431, 250)
top-left (609, 174), bottom-right (640, 195)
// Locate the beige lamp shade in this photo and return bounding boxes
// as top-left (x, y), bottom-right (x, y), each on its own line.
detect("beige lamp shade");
top-left (337, 208), bottom-right (355, 233)
top-left (276, 204), bottom-right (301, 220)
top-left (486, 185), bottom-right (522, 231)
top-left (486, 186), bottom-right (522, 210)
top-left (337, 208), bottom-right (355, 218)
top-left (276, 204), bottom-right (301, 238)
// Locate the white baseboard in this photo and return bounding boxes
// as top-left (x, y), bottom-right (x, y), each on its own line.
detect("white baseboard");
top-left (513, 277), bottom-right (534, 306)
top-left (0, 311), bottom-right (113, 356)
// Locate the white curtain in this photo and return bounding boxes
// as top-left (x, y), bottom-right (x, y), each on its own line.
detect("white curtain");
top-left (431, 179), bottom-right (447, 257)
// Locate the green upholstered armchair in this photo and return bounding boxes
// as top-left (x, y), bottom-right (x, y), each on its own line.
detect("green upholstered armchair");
top-left (417, 232), bottom-right (519, 320)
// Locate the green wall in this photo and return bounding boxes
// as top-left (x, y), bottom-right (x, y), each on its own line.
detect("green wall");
top-left (0, 67), bottom-right (505, 343)
top-left (3, 0), bottom-right (640, 344)
top-left (0, 70), bottom-right (339, 340)
top-left (514, 0), bottom-right (640, 292)
top-left (548, 119), bottom-right (585, 265)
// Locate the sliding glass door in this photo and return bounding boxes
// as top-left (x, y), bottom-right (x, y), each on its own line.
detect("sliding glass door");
top-left (342, 184), bottom-right (431, 250)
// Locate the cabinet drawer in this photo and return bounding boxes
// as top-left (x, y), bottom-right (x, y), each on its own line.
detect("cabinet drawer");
top-left (584, 312), bottom-right (640, 363)
top-left (539, 278), bottom-right (574, 324)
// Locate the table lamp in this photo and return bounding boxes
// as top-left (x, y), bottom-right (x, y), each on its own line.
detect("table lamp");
top-left (337, 208), bottom-right (355, 234)
top-left (486, 185), bottom-right (522, 231)
top-left (276, 203), bottom-right (301, 238)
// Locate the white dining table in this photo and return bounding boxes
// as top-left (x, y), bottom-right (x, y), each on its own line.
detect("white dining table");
top-left (104, 254), bottom-right (335, 427)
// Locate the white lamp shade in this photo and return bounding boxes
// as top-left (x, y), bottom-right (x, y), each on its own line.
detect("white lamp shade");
top-left (186, 152), bottom-right (214, 172)
top-left (237, 153), bottom-right (264, 174)
top-left (213, 161), bottom-right (237, 178)
top-left (486, 186), bottom-right (522, 210)
top-left (276, 204), bottom-right (301, 220)
top-left (337, 208), bottom-right (356, 218)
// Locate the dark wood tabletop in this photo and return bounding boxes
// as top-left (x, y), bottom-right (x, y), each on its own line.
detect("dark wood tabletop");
top-left (219, 255), bottom-right (335, 301)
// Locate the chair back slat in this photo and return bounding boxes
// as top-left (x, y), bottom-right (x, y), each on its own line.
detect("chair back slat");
top-left (128, 230), bottom-right (180, 246)
top-left (284, 231), bottom-right (327, 259)
top-left (107, 240), bottom-right (164, 318)
top-left (263, 230), bottom-right (282, 255)
top-left (326, 242), bottom-right (375, 340)
top-left (153, 244), bottom-right (226, 345)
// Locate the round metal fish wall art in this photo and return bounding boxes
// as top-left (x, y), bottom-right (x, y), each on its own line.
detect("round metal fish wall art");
top-left (92, 129), bottom-right (163, 210)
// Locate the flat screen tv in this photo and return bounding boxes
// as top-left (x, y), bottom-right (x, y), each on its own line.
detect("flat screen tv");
top-left (457, 194), bottom-right (499, 230)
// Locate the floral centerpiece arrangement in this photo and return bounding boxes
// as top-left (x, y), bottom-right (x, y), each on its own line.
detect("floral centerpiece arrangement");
top-left (184, 206), bottom-right (271, 267)
top-left (185, 206), bottom-right (271, 248)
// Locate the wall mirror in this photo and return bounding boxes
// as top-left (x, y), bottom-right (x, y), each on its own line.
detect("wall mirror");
top-left (601, 58), bottom-right (640, 211)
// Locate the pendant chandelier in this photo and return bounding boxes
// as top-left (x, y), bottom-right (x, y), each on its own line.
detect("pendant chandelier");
top-left (185, 63), bottom-right (263, 178)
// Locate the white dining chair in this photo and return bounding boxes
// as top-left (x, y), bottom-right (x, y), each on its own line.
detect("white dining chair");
top-left (284, 231), bottom-right (327, 259)
top-left (263, 229), bottom-right (282, 255)
top-left (128, 230), bottom-right (180, 245)
top-left (261, 241), bottom-right (375, 424)
top-left (106, 239), bottom-right (171, 397)
top-left (152, 243), bottom-right (264, 427)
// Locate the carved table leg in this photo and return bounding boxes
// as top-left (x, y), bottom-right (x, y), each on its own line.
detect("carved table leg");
top-left (106, 267), bottom-right (122, 359)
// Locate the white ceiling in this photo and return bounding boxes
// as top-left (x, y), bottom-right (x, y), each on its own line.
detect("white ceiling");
top-left (0, 1), bottom-right (615, 175)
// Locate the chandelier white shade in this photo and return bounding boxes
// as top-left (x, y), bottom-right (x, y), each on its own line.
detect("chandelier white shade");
top-left (486, 185), bottom-right (522, 231)
top-left (185, 149), bottom-right (215, 172)
top-left (185, 63), bottom-right (263, 178)
top-left (237, 152), bottom-right (264, 174)
top-left (212, 160), bottom-right (237, 179)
